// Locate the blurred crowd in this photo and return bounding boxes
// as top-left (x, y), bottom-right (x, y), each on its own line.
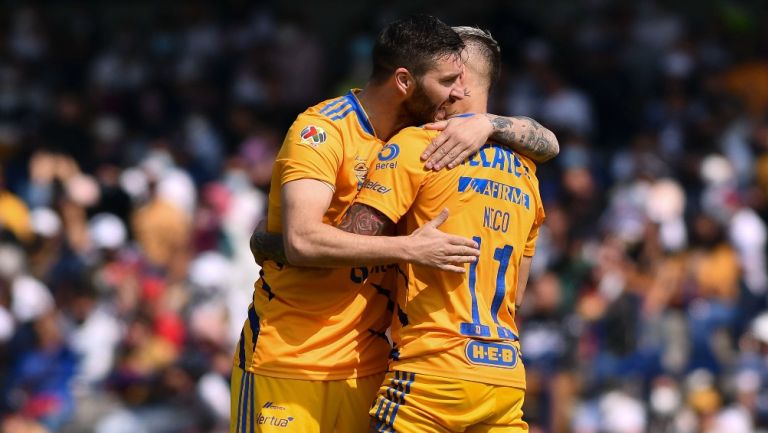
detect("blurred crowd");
top-left (0, 2), bottom-right (767, 433)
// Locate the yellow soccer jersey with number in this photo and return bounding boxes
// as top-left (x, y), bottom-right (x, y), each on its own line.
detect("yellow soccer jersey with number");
top-left (355, 125), bottom-right (546, 389)
top-left (233, 90), bottom-right (395, 380)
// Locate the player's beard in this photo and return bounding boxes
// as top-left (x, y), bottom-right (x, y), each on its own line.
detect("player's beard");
top-left (400, 81), bottom-right (443, 127)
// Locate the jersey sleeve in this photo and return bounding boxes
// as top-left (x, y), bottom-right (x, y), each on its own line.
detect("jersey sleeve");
top-left (354, 127), bottom-right (432, 223)
top-left (276, 114), bottom-right (343, 189)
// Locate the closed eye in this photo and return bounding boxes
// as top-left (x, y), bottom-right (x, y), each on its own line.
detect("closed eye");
top-left (440, 74), bottom-right (460, 86)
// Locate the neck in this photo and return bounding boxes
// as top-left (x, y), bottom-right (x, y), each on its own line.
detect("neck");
top-left (356, 84), bottom-right (402, 141)
top-left (450, 94), bottom-right (489, 118)
top-left (467, 92), bottom-right (489, 114)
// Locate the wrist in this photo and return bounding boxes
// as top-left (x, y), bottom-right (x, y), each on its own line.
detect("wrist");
top-left (484, 113), bottom-right (497, 129)
top-left (395, 236), bottom-right (415, 262)
top-left (484, 114), bottom-right (499, 139)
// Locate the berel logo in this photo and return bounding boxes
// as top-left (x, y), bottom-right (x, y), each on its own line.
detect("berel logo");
top-left (375, 161), bottom-right (397, 170)
top-left (263, 401), bottom-right (286, 411)
top-left (378, 143), bottom-right (400, 161)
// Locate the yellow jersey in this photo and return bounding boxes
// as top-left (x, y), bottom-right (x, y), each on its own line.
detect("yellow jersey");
top-left (234, 90), bottom-right (395, 380)
top-left (355, 126), bottom-right (546, 388)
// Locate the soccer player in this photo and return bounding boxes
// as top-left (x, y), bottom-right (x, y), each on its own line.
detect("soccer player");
top-left (231, 16), bottom-right (477, 433)
top-left (339, 27), bottom-right (545, 432)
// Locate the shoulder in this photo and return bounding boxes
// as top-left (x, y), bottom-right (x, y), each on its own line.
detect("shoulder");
top-left (285, 103), bottom-right (345, 149)
top-left (391, 126), bottom-right (437, 143)
top-left (386, 127), bottom-right (436, 157)
top-left (515, 152), bottom-right (539, 177)
top-left (290, 93), bottom-right (354, 131)
top-left (294, 98), bottom-right (343, 128)
top-left (291, 90), bottom-right (379, 143)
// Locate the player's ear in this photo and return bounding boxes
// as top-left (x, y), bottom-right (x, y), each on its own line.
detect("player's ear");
top-left (394, 68), bottom-right (413, 96)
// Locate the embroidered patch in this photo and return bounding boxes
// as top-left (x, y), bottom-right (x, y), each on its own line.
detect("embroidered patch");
top-left (299, 125), bottom-right (327, 147)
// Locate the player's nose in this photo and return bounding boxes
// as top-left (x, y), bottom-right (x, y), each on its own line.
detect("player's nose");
top-left (449, 83), bottom-right (465, 101)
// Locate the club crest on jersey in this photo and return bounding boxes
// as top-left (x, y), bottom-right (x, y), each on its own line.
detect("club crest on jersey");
top-left (299, 125), bottom-right (327, 147)
top-left (354, 157), bottom-right (369, 190)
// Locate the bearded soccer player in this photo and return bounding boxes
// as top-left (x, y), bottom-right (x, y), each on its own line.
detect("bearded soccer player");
top-left (339, 28), bottom-right (546, 432)
top-left (238, 17), bottom-right (558, 433)
top-left (232, 16), bottom-right (476, 433)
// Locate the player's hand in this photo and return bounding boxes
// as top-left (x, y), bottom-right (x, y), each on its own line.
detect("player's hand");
top-left (249, 218), bottom-right (268, 266)
top-left (406, 209), bottom-right (479, 273)
top-left (421, 114), bottom-right (493, 170)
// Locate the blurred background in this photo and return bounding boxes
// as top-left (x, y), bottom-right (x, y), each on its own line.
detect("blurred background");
top-left (0, 1), bottom-right (767, 432)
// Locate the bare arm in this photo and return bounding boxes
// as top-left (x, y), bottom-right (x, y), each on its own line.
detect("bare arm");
top-left (486, 115), bottom-right (560, 163)
top-left (282, 178), bottom-right (396, 267)
top-left (421, 114), bottom-right (559, 169)
top-left (515, 255), bottom-right (533, 309)
top-left (249, 203), bottom-right (396, 265)
top-left (281, 179), bottom-right (478, 271)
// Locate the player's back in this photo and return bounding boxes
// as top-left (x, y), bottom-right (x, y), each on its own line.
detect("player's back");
top-left (234, 90), bottom-right (394, 380)
top-left (358, 126), bottom-right (545, 388)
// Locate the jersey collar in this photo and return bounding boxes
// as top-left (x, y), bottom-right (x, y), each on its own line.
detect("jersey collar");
top-left (347, 89), bottom-right (376, 137)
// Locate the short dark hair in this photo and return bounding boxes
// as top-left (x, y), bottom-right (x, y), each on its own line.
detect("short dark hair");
top-left (370, 15), bottom-right (465, 83)
top-left (453, 26), bottom-right (501, 91)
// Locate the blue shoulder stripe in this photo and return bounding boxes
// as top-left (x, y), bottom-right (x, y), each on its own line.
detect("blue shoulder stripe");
top-left (323, 102), bottom-right (351, 118)
top-left (319, 97), bottom-right (346, 114)
top-left (330, 106), bottom-right (354, 120)
top-left (324, 91), bottom-right (375, 136)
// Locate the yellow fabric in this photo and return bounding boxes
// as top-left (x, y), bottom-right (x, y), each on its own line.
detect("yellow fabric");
top-left (234, 90), bottom-right (394, 380)
top-left (369, 370), bottom-right (529, 432)
top-left (0, 191), bottom-right (33, 243)
top-left (355, 126), bottom-right (545, 389)
top-left (230, 366), bottom-right (383, 433)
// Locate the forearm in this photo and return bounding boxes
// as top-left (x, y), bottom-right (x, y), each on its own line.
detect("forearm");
top-left (285, 222), bottom-right (408, 267)
top-left (486, 114), bottom-right (559, 163)
top-left (280, 179), bottom-right (411, 267)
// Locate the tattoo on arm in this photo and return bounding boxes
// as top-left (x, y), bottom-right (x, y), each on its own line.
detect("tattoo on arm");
top-left (486, 114), bottom-right (559, 162)
top-left (338, 204), bottom-right (396, 236)
top-left (490, 115), bottom-right (513, 131)
top-left (250, 230), bottom-right (289, 265)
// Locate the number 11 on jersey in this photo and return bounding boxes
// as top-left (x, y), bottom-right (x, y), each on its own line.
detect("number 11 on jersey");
top-left (459, 235), bottom-right (519, 341)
